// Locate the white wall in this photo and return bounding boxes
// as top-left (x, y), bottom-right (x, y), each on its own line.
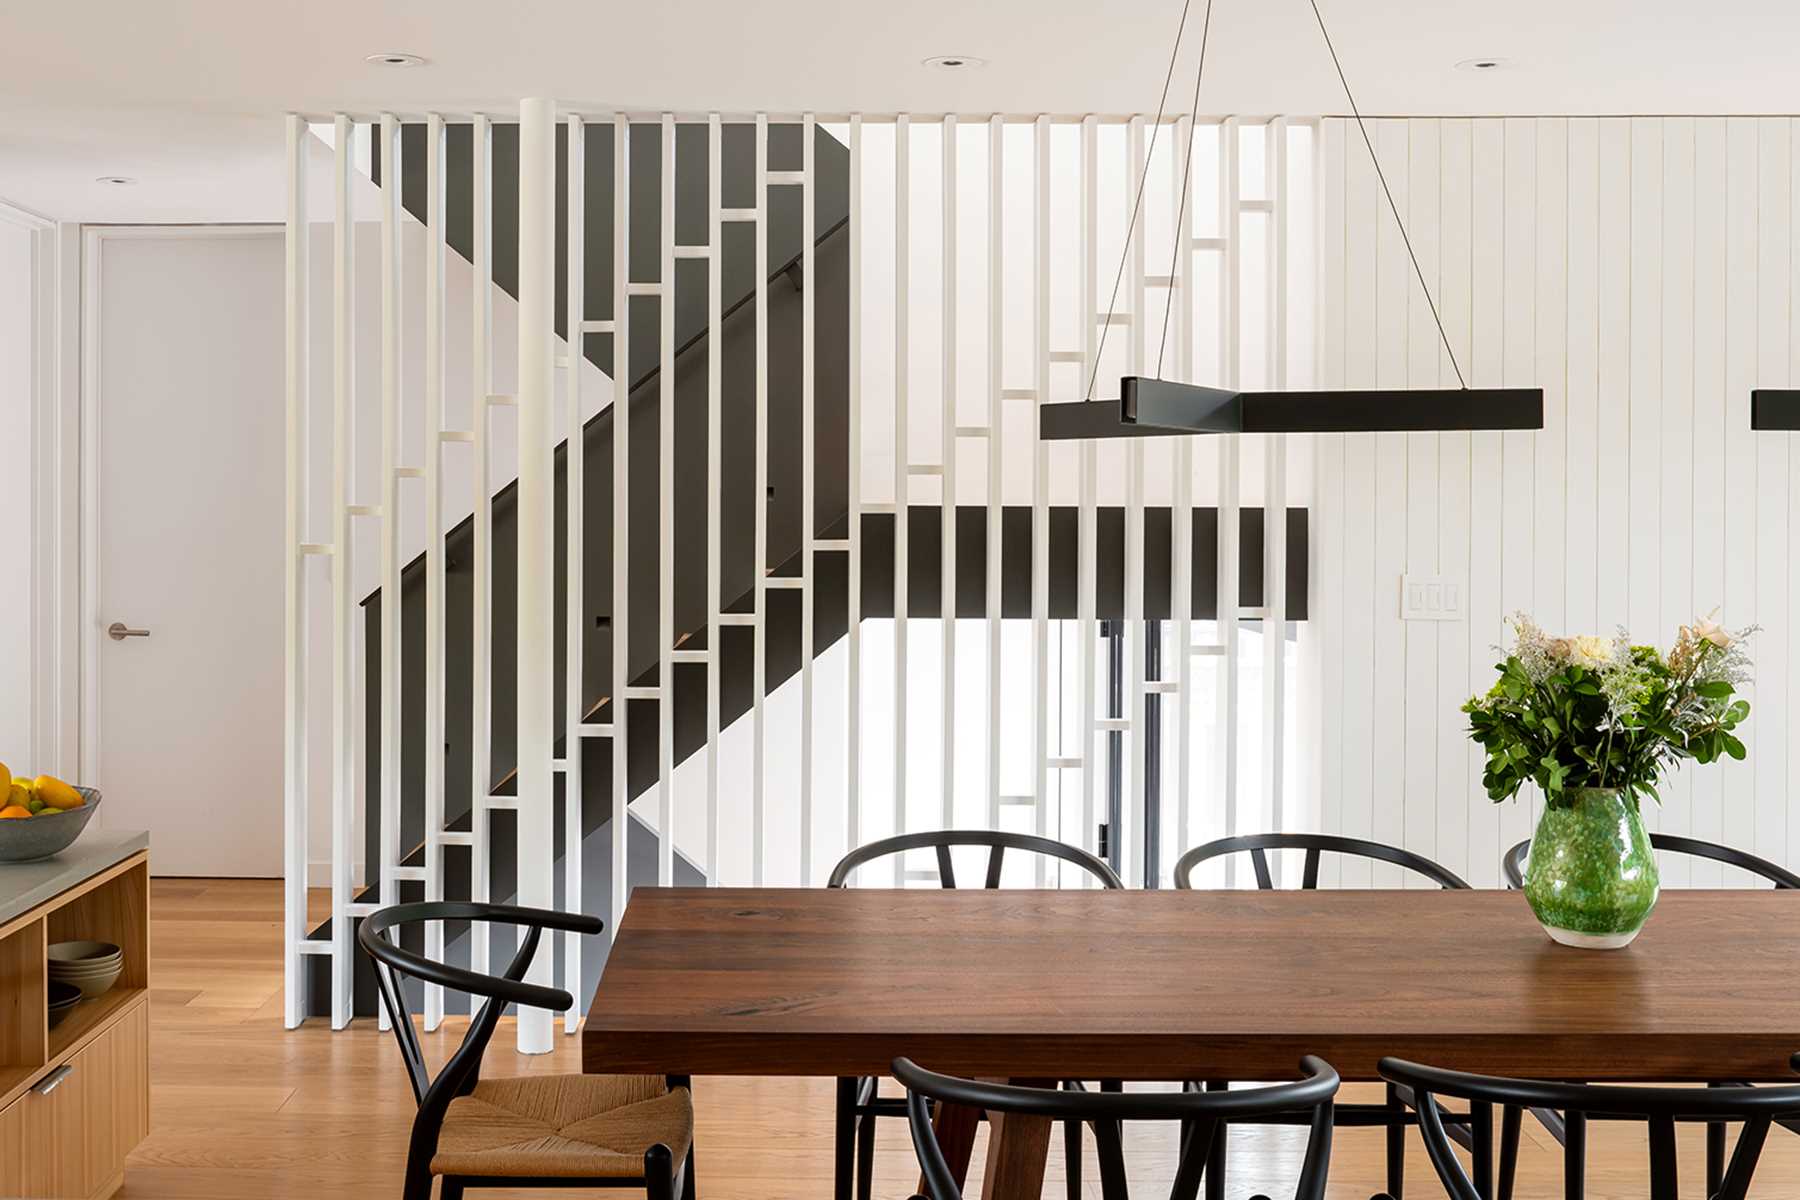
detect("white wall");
top-left (1316, 116), bottom-right (1800, 889)
top-left (0, 224), bottom-right (32, 768)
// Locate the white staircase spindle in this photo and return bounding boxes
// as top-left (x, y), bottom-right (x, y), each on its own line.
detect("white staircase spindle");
top-left (940, 114), bottom-right (957, 833)
top-left (706, 114), bottom-right (723, 882)
top-left (564, 113), bottom-right (586, 1032)
top-left (469, 113), bottom-right (493, 979)
top-left (282, 113), bottom-right (309, 1030)
top-left (610, 113), bottom-right (631, 942)
top-left (1126, 116), bottom-right (1147, 890)
top-left (377, 111), bottom-right (404, 1026)
top-left (422, 113), bottom-right (447, 1030)
top-left (985, 114), bottom-right (1003, 837)
top-left (1032, 115), bottom-right (1052, 884)
top-left (893, 114), bottom-right (910, 885)
top-left (1078, 114), bottom-right (1099, 872)
top-left (658, 112), bottom-right (676, 889)
top-left (753, 113), bottom-right (768, 886)
top-left (801, 112), bottom-right (817, 884)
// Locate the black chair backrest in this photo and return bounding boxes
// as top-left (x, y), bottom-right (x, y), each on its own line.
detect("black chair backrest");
top-left (1173, 833), bottom-right (1469, 891)
top-left (827, 830), bottom-right (1123, 890)
top-left (1380, 1055), bottom-right (1800, 1200)
top-left (1503, 835), bottom-right (1800, 890)
top-left (357, 901), bottom-right (604, 1109)
top-left (895, 1055), bottom-right (1338, 1200)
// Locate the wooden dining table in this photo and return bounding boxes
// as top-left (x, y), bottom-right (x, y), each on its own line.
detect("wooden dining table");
top-left (583, 886), bottom-right (1800, 1197)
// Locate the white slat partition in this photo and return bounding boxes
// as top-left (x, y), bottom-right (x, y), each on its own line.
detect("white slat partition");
top-left (800, 112), bottom-right (817, 884)
top-left (328, 115), bottom-right (356, 1028)
top-left (469, 114), bottom-right (494, 981)
top-left (422, 113), bottom-right (448, 1028)
top-left (1265, 119), bottom-right (1290, 860)
top-left (658, 112), bottom-right (676, 889)
top-left (706, 113), bottom-right (724, 881)
top-left (752, 113), bottom-right (769, 885)
top-left (846, 115), bottom-right (864, 859)
top-left (940, 115), bottom-right (958, 832)
top-left (377, 112), bottom-right (405, 1023)
top-left (281, 113), bottom-right (310, 1030)
top-left (564, 113), bottom-right (587, 1032)
top-left (1125, 115), bottom-right (1147, 888)
top-left (1218, 118), bottom-right (1243, 887)
top-left (1173, 116), bottom-right (1196, 865)
top-left (610, 113), bottom-right (631, 935)
top-left (1032, 116), bottom-right (1052, 883)
top-left (1078, 115), bottom-right (1100, 871)
top-left (892, 114), bottom-right (910, 885)
top-left (985, 114), bottom-right (1004, 834)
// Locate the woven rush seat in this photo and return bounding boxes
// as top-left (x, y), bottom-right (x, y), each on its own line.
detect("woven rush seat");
top-left (432, 1075), bottom-right (693, 1179)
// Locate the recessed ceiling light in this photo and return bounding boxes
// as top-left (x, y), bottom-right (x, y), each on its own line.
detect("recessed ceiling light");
top-left (364, 51), bottom-right (427, 68)
top-left (1455, 57), bottom-right (1510, 72)
top-left (95, 176), bottom-right (136, 186)
top-left (923, 54), bottom-right (986, 71)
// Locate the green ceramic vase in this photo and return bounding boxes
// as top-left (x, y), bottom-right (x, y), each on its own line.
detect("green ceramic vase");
top-left (1522, 787), bottom-right (1660, 949)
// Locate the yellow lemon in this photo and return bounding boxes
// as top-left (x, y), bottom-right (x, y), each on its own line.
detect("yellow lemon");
top-left (33, 776), bottom-right (82, 810)
top-left (4, 781), bottom-right (28, 810)
top-left (0, 806), bottom-right (29, 820)
top-left (0, 761), bottom-right (10, 795)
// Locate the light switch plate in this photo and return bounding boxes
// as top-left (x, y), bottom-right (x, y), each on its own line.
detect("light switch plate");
top-left (1400, 573), bottom-right (1463, 621)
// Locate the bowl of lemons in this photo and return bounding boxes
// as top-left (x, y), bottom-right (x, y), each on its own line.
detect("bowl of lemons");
top-left (0, 765), bottom-right (100, 863)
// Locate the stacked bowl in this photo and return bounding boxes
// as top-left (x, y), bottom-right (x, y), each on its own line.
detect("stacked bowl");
top-left (46, 979), bottom-right (81, 1029)
top-left (48, 940), bottom-right (123, 1002)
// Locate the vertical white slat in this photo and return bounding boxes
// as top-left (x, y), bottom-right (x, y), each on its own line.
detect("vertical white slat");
top-left (658, 113), bottom-right (676, 889)
top-left (1266, 118), bottom-right (1289, 853)
top-left (1079, 114), bottom-right (1099, 867)
top-left (941, 114), bottom-right (958, 832)
top-left (1174, 115), bottom-right (1195, 868)
top-left (1219, 117), bottom-right (1242, 885)
top-left (1317, 119), bottom-right (1349, 888)
top-left (282, 113), bottom-right (308, 1029)
top-left (986, 114), bottom-right (1004, 835)
top-left (707, 114), bottom-right (724, 882)
top-left (422, 113), bottom-right (447, 1030)
top-left (1436, 118), bottom-right (1474, 884)
top-left (1032, 115), bottom-right (1051, 882)
top-left (1535, 117), bottom-right (1571, 853)
top-left (329, 115), bottom-right (355, 1029)
top-left (847, 115), bottom-right (864, 859)
top-left (1658, 117), bottom-right (1695, 882)
top-left (753, 113), bottom-right (769, 886)
top-left (563, 114), bottom-right (586, 1032)
top-left (1125, 116), bottom-right (1147, 888)
top-left (894, 114), bottom-right (910, 882)
top-left (516, 98), bottom-right (558, 1055)
top-left (469, 114), bottom-right (493, 980)
top-left (1370, 120), bottom-right (1408, 885)
top-left (610, 114), bottom-right (631, 932)
top-left (377, 112), bottom-right (404, 1020)
top-left (1754, 116), bottom-right (1790, 869)
top-left (1720, 118), bottom-right (1757, 868)
top-left (801, 112), bottom-right (816, 883)
top-left (1340, 117), bottom-right (1378, 885)
top-left (1690, 118), bottom-right (1726, 882)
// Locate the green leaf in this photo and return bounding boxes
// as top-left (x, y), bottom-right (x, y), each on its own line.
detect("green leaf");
top-left (1725, 735), bottom-right (1748, 760)
top-left (1696, 680), bottom-right (1734, 699)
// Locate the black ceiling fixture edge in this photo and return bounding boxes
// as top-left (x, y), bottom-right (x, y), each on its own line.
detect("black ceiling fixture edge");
top-left (1041, 377), bottom-right (1545, 441)
top-left (1751, 390), bottom-right (1800, 430)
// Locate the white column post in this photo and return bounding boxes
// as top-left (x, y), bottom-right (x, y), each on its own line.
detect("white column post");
top-left (564, 112), bottom-right (587, 1032)
top-left (1032, 115), bottom-right (1051, 881)
top-left (893, 115), bottom-right (910, 883)
top-left (515, 97), bottom-right (558, 1054)
top-left (847, 116), bottom-right (864, 857)
top-left (1078, 115), bottom-right (1098, 868)
top-left (469, 113), bottom-right (494, 979)
top-left (801, 112), bottom-right (817, 883)
top-left (282, 113), bottom-right (309, 1030)
top-left (752, 113), bottom-right (769, 885)
top-left (610, 114), bottom-right (630, 932)
top-left (706, 113), bottom-right (723, 882)
top-left (1219, 117), bottom-right (1243, 886)
top-left (985, 114), bottom-right (1004, 834)
top-left (940, 115), bottom-right (957, 832)
top-left (657, 113), bottom-right (676, 888)
top-left (377, 112), bottom-right (404, 1019)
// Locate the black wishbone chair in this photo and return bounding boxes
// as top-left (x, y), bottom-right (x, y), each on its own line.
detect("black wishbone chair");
top-left (1381, 1056), bottom-right (1800, 1200)
top-left (895, 1055), bottom-right (1340, 1200)
top-left (1499, 835), bottom-right (1800, 1200)
top-left (357, 902), bottom-right (695, 1200)
top-left (1174, 834), bottom-right (1472, 1200)
top-left (826, 831), bottom-right (1124, 1200)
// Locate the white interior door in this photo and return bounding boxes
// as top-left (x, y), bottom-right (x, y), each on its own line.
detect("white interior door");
top-left (91, 229), bottom-right (284, 877)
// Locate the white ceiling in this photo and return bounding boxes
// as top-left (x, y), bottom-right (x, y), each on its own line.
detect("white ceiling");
top-left (4, 0), bottom-right (1799, 222)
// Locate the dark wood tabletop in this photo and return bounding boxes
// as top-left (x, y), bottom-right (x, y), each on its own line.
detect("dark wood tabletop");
top-left (581, 886), bottom-right (1800, 1083)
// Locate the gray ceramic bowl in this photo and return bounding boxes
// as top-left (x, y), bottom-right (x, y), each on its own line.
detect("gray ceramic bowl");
top-left (0, 789), bottom-right (101, 863)
top-left (47, 979), bottom-right (81, 1029)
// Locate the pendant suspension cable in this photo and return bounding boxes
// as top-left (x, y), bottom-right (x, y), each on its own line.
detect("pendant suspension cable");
top-left (1306, 0), bottom-right (1469, 389)
top-left (1156, 0), bottom-right (1217, 379)
top-left (1086, 0), bottom-right (1197, 403)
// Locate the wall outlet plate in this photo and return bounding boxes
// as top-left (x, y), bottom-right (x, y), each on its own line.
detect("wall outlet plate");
top-left (1400, 573), bottom-right (1463, 621)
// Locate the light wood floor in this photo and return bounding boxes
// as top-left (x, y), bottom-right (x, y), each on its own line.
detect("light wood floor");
top-left (124, 878), bottom-right (1799, 1199)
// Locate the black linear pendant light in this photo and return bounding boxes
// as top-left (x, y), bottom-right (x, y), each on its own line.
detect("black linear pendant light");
top-left (1751, 391), bottom-right (1800, 430)
top-left (1039, 0), bottom-right (1544, 441)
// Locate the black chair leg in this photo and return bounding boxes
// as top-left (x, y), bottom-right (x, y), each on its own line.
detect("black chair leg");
top-left (646, 1143), bottom-right (677, 1200)
top-left (400, 1151), bottom-right (435, 1200)
top-left (856, 1084), bottom-right (878, 1200)
top-left (1706, 1083), bottom-right (1726, 1198)
top-left (1064, 1116), bottom-right (1083, 1200)
top-left (1471, 1102), bottom-right (1494, 1200)
top-left (1385, 1081), bottom-right (1406, 1200)
top-left (1497, 1104), bottom-right (1521, 1200)
top-left (682, 1140), bottom-right (698, 1200)
top-left (836, 1077), bottom-right (858, 1200)
top-left (438, 1178), bottom-right (464, 1200)
top-left (1204, 1081), bottom-right (1228, 1200)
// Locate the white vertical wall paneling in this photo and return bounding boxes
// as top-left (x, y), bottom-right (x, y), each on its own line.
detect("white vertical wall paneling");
top-left (800, 112), bottom-right (817, 884)
top-left (1754, 117), bottom-right (1790, 871)
top-left (986, 114), bottom-right (1004, 834)
top-left (1721, 118), bottom-right (1758, 869)
top-left (378, 112), bottom-right (406, 1013)
top-left (893, 114), bottom-right (910, 883)
top-left (753, 113), bottom-right (769, 885)
top-left (1125, 116), bottom-right (1147, 889)
top-left (1689, 117), bottom-right (1726, 879)
top-left (282, 113), bottom-right (309, 1029)
top-left (422, 114), bottom-right (448, 1030)
top-left (707, 113), bottom-right (724, 882)
top-left (564, 114), bottom-right (587, 1030)
top-left (469, 115), bottom-right (494, 975)
top-left (941, 115), bottom-right (958, 834)
top-left (610, 114), bottom-right (631, 928)
top-left (328, 115), bottom-right (356, 1026)
top-left (516, 99), bottom-right (558, 1054)
top-left (658, 113), bottom-right (677, 888)
top-left (1266, 118), bottom-right (1290, 864)
top-left (1659, 117), bottom-right (1696, 882)
top-left (1626, 118), bottom-right (1662, 849)
top-left (1219, 118), bottom-right (1242, 885)
top-left (1079, 114), bottom-right (1099, 869)
top-left (1789, 118), bottom-right (1800, 881)
top-left (1316, 118), bottom-right (1347, 889)
top-left (1400, 120), bottom-right (1439, 884)
top-left (1173, 116), bottom-right (1195, 872)
top-left (846, 115), bottom-right (863, 861)
top-left (1032, 116), bottom-right (1052, 881)
top-left (1434, 119), bottom-right (1473, 885)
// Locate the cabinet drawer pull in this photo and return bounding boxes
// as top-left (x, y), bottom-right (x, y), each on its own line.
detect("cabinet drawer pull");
top-left (32, 1064), bottom-right (74, 1095)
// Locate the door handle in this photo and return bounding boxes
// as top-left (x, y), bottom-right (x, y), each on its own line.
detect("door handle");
top-left (32, 1064), bottom-right (74, 1095)
top-left (107, 622), bottom-right (150, 641)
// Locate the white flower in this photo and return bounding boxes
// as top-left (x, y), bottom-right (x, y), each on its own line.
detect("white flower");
top-left (1565, 635), bottom-right (1613, 668)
